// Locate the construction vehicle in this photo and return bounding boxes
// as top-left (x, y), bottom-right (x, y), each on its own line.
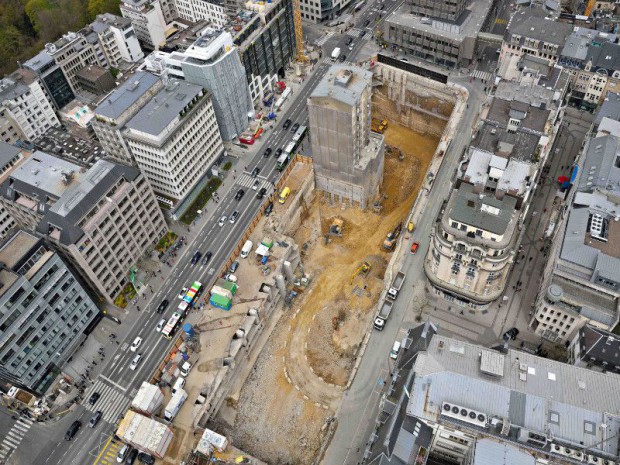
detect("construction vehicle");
top-left (350, 261), bottom-right (371, 285)
top-left (330, 218), bottom-right (344, 236)
top-left (387, 271), bottom-right (406, 300)
top-left (585, 0), bottom-right (596, 16)
top-left (374, 299), bottom-right (394, 331)
top-left (383, 222), bottom-right (402, 251)
top-left (371, 118), bottom-right (388, 134)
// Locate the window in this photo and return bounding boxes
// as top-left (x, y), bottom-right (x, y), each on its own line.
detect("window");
top-left (549, 411), bottom-right (560, 424)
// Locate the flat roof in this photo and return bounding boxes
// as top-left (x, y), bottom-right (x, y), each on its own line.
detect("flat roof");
top-left (486, 98), bottom-right (550, 134)
top-left (449, 183), bottom-right (517, 235)
top-left (0, 142), bottom-right (23, 168)
top-left (94, 71), bottom-right (161, 120)
top-left (310, 65), bottom-right (372, 108)
top-left (473, 122), bottom-right (542, 162)
top-left (0, 230), bottom-right (40, 270)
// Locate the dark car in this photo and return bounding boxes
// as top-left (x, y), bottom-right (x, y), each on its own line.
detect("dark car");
top-left (156, 299), bottom-right (169, 314)
top-left (346, 37), bottom-right (353, 45)
top-left (229, 261), bottom-right (239, 273)
top-left (126, 448), bottom-right (139, 465)
top-left (291, 123), bottom-right (300, 132)
top-left (202, 251), bottom-right (213, 265)
top-left (191, 251), bottom-right (202, 264)
top-left (364, 19), bottom-right (370, 26)
top-left (256, 187), bottom-right (267, 199)
top-left (263, 147), bottom-right (272, 158)
top-left (65, 421), bottom-right (81, 441)
top-left (275, 148), bottom-right (283, 158)
top-left (251, 167), bottom-right (261, 178)
top-left (380, 3), bottom-right (384, 9)
top-left (265, 202), bottom-right (274, 216)
top-left (89, 411), bottom-right (102, 428)
top-left (235, 189), bottom-right (245, 200)
top-left (283, 119), bottom-right (292, 129)
top-left (503, 327), bottom-right (520, 341)
top-left (137, 452), bottom-right (155, 464)
top-left (88, 392), bottom-right (100, 405)
top-left (339, 54), bottom-right (346, 62)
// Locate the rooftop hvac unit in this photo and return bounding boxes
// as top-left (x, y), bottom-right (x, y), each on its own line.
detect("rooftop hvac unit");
top-left (588, 455), bottom-right (602, 464)
top-left (441, 402), bottom-right (487, 428)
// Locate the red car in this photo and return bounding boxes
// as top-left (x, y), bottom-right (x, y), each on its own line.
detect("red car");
top-left (410, 242), bottom-right (419, 254)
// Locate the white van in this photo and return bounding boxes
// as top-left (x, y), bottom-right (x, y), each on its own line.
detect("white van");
top-left (389, 340), bottom-right (401, 360)
top-left (172, 377), bottom-right (186, 395)
top-left (240, 240), bottom-right (253, 259)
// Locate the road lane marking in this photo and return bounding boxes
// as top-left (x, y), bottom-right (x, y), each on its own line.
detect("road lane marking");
top-left (99, 375), bottom-right (127, 392)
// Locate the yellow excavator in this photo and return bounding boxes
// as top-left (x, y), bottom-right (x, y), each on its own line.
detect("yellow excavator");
top-left (383, 222), bottom-right (402, 251)
top-left (350, 261), bottom-right (371, 285)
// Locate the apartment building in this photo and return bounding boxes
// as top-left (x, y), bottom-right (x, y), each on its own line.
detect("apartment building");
top-left (308, 65), bottom-right (384, 208)
top-left (568, 324), bottom-right (620, 373)
top-left (76, 65), bottom-right (116, 95)
top-left (119, 0), bottom-right (168, 50)
top-left (123, 80), bottom-right (224, 203)
top-left (91, 13), bottom-right (145, 67)
top-left (0, 142), bottom-right (22, 238)
top-left (45, 32), bottom-right (101, 94)
top-left (92, 71), bottom-right (163, 165)
top-left (159, 29), bottom-right (253, 140)
top-left (0, 152), bottom-right (167, 303)
top-left (0, 69), bottom-right (61, 145)
top-left (425, 91), bottom-right (556, 309)
top-left (0, 230), bottom-right (100, 394)
top-left (532, 133), bottom-right (620, 343)
top-left (501, 7), bottom-right (573, 66)
top-left (365, 325), bottom-right (620, 465)
top-left (175, 0), bottom-right (227, 26)
top-left (21, 51), bottom-right (75, 110)
top-left (384, 0), bottom-right (494, 68)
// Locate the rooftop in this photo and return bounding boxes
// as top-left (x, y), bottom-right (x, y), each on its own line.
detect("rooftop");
top-left (76, 65), bottom-right (111, 82)
top-left (310, 65), bottom-right (372, 108)
top-left (574, 325), bottom-right (620, 372)
top-left (385, 0), bottom-right (493, 42)
top-left (408, 334), bottom-right (620, 457)
top-left (0, 230), bottom-right (40, 271)
top-left (472, 121), bottom-right (542, 162)
top-left (21, 51), bottom-right (55, 73)
top-left (94, 71), bottom-right (161, 121)
top-left (0, 142), bottom-right (23, 168)
top-left (486, 98), bottom-right (550, 134)
top-left (595, 92), bottom-right (620, 127)
top-left (507, 7), bottom-right (574, 47)
top-left (34, 127), bottom-right (102, 166)
top-left (91, 13), bottom-right (133, 33)
top-left (124, 80), bottom-right (205, 137)
top-left (0, 78), bottom-right (29, 102)
top-left (449, 182), bottom-right (518, 235)
top-left (587, 41), bottom-right (620, 73)
top-left (494, 80), bottom-right (559, 111)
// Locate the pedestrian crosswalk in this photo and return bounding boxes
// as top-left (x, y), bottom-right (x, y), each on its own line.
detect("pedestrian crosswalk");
top-left (318, 57), bottom-right (356, 67)
top-left (236, 174), bottom-right (274, 192)
top-left (0, 417), bottom-right (33, 462)
top-left (315, 32), bottom-right (335, 46)
top-left (471, 69), bottom-right (492, 82)
top-left (83, 378), bottom-right (131, 424)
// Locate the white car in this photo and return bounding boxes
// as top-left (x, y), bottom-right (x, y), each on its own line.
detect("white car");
top-left (155, 319), bottom-right (166, 333)
top-left (130, 336), bottom-right (143, 352)
top-left (180, 361), bottom-right (192, 377)
top-left (178, 287), bottom-right (188, 299)
top-left (252, 180), bottom-right (260, 190)
top-left (129, 354), bottom-right (142, 370)
top-left (218, 215), bottom-right (227, 226)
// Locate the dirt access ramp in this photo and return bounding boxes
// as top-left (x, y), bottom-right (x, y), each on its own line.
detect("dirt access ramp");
top-left (214, 107), bottom-right (442, 464)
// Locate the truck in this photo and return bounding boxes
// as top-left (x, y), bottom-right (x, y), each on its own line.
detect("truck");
top-left (209, 293), bottom-right (232, 310)
top-left (331, 47), bottom-right (341, 60)
top-left (131, 382), bottom-right (164, 416)
top-left (216, 278), bottom-right (238, 295)
top-left (387, 271), bottom-right (406, 300)
top-left (210, 285), bottom-right (233, 300)
top-left (373, 299), bottom-right (393, 330)
top-left (117, 410), bottom-right (173, 459)
top-left (164, 389), bottom-right (187, 421)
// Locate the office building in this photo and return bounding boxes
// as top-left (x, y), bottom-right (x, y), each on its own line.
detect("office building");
top-left (384, 0), bottom-right (494, 68)
top-left (175, 0), bottom-right (227, 26)
top-left (76, 66), bottom-right (116, 95)
top-left (120, 0), bottom-right (168, 50)
top-left (568, 324), bottom-right (620, 373)
top-left (0, 230), bottom-right (100, 394)
top-left (21, 51), bottom-right (75, 110)
top-left (298, 0), bottom-right (353, 22)
top-left (123, 80), bottom-right (223, 203)
top-left (532, 133), bottom-right (620, 343)
top-left (92, 71), bottom-right (163, 165)
top-left (0, 152), bottom-right (167, 303)
top-left (90, 13), bottom-right (145, 67)
top-left (308, 65), bottom-right (384, 208)
top-left (0, 69), bottom-right (61, 145)
top-left (364, 324), bottom-right (620, 465)
top-left (0, 142), bottom-right (22, 238)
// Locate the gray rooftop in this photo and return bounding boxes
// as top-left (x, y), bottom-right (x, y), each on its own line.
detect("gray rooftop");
top-left (0, 142), bottom-right (22, 168)
top-left (124, 80), bottom-right (204, 137)
top-left (463, 147), bottom-right (533, 196)
top-left (595, 92), bottom-right (620, 127)
top-left (472, 438), bottom-right (536, 465)
top-left (22, 51), bottom-right (55, 73)
top-left (473, 121), bottom-right (542, 162)
top-left (310, 65), bottom-right (371, 108)
top-left (494, 80), bottom-right (559, 111)
top-left (575, 325), bottom-right (620, 372)
top-left (91, 13), bottom-right (132, 33)
top-left (94, 71), bottom-right (160, 120)
top-left (449, 183), bottom-right (517, 235)
top-left (507, 7), bottom-right (573, 47)
top-left (577, 135), bottom-right (620, 192)
top-left (561, 32), bottom-right (592, 62)
top-left (486, 98), bottom-right (550, 134)
top-left (0, 78), bottom-right (29, 102)
top-left (407, 334), bottom-right (620, 456)
top-left (587, 41), bottom-right (620, 73)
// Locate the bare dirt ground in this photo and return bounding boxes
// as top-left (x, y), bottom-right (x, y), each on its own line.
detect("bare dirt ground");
top-left (217, 103), bottom-right (445, 465)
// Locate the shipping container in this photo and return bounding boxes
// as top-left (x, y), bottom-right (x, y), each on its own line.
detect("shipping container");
top-left (215, 279), bottom-right (238, 295)
top-left (209, 293), bottom-right (232, 310)
top-left (116, 410), bottom-right (173, 459)
top-left (210, 285), bottom-right (233, 300)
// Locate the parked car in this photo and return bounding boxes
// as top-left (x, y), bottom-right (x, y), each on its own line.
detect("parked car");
top-left (229, 261), bottom-right (239, 273)
top-left (218, 215), bottom-right (227, 226)
top-left (130, 337), bottom-right (143, 352)
top-left (235, 189), bottom-right (245, 200)
top-left (265, 202), bottom-right (274, 216)
top-left (137, 452), bottom-right (155, 465)
top-left (89, 411), bottom-right (103, 428)
top-left (116, 444), bottom-right (130, 463)
top-left (129, 354), bottom-right (142, 370)
top-left (339, 54), bottom-right (346, 62)
top-left (180, 361), bottom-right (192, 377)
top-left (155, 319), bottom-right (166, 332)
top-left (65, 421), bottom-right (81, 441)
top-left (229, 210), bottom-right (239, 224)
top-left (172, 377), bottom-right (186, 395)
top-left (256, 187), bottom-right (267, 199)
top-left (503, 327), bottom-right (520, 341)
top-left (191, 251), bottom-right (202, 264)
top-left (223, 273), bottom-right (237, 283)
top-left (88, 392), bottom-right (101, 405)
top-left (202, 251), bottom-right (213, 265)
top-left (251, 167), bottom-right (260, 178)
top-left (291, 123), bottom-right (300, 132)
top-left (263, 147), bottom-right (272, 158)
top-left (156, 299), bottom-right (169, 313)
top-left (283, 119), bottom-right (292, 129)
top-left (126, 448), bottom-right (138, 465)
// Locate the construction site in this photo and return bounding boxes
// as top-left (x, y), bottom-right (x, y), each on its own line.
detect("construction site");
top-left (203, 62), bottom-right (455, 464)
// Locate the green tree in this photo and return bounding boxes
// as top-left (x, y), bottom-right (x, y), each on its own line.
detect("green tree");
top-left (88, 0), bottom-right (120, 19)
top-left (24, 0), bottom-right (53, 33)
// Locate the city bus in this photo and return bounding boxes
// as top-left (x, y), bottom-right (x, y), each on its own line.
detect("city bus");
top-left (161, 312), bottom-right (182, 339)
top-left (292, 125), bottom-right (307, 143)
top-left (183, 281), bottom-right (202, 304)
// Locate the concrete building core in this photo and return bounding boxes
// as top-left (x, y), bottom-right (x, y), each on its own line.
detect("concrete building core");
top-left (308, 65), bottom-right (384, 208)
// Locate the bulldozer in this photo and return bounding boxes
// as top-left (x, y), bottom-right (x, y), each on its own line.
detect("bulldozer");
top-left (350, 261), bottom-right (371, 285)
top-left (383, 222), bottom-right (403, 251)
top-left (371, 118), bottom-right (388, 134)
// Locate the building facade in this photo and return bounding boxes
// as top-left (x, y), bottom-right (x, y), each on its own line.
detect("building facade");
top-left (175, 0), bottom-right (227, 25)
top-left (0, 69), bottom-right (61, 145)
top-left (298, 0), bottom-right (353, 22)
top-left (0, 152), bottom-right (167, 303)
top-left (92, 71), bottom-right (163, 165)
top-left (568, 324), bottom-right (620, 373)
top-left (91, 13), bottom-right (145, 67)
top-left (21, 51), bottom-right (75, 111)
top-left (75, 66), bottom-right (116, 95)
top-left (45, 32), bottom-right (101, 94)
top-left (119, 0), bottom-right (168, 50)
top-left (123, 80), bottom-right (224, 202)
top-left (0, 231), bottom-right (100, 394)
top-left (308, 65), bottom-right (384, 208)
